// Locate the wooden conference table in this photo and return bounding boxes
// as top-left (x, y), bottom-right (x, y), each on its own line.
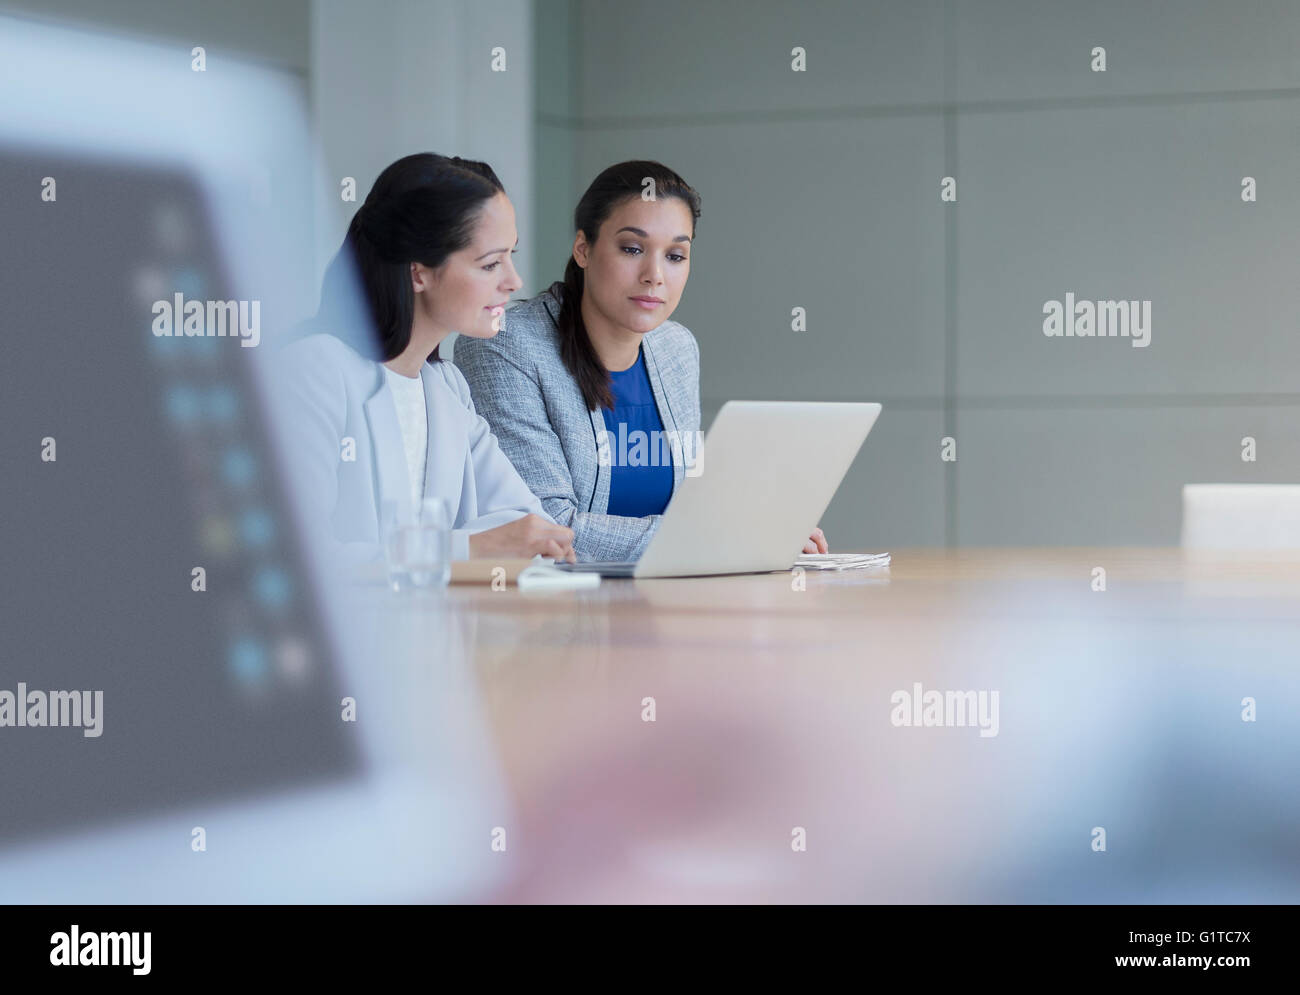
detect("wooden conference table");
top-left (382, 549), bottom-right (1300, 902)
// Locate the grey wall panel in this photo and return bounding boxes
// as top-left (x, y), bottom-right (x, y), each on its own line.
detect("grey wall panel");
top-left (956, 99), bottom-right (1300, 398)
top-left (957, 404), bottom-right (1300, 545)
top-left (954, 0), bottom-right (1300, 102)
top-left (577, 0), bottom-right (945, 119)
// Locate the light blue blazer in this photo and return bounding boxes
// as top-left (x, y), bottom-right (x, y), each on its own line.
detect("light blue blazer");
top-left (275, 333), bottom-right (549, 560)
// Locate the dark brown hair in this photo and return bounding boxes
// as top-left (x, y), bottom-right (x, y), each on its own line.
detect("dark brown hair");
top-left (315, 152), bottom-right (504, 363)
top-left (553, 161), bottom-right (700, 410)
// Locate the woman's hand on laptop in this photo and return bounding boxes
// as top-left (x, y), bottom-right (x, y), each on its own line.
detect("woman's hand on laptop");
top-left (801, 527), bottom-right (829, 554)
top-left (470, 515), bottom-right (577, 562)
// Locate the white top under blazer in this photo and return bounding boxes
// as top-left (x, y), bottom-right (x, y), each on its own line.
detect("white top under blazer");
top-left (274, 332), bottom-right (550, 561)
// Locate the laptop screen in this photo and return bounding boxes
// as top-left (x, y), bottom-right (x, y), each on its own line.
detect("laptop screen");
top-left (0, 149), bottom-right (362, 847)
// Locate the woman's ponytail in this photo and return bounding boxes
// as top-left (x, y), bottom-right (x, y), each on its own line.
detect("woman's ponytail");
top-left (554, 257), bottom-right (613, 411)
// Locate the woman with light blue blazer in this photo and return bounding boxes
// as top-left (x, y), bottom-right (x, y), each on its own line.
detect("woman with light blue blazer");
top-left (278, 153), bottom-right (576, 563)
top-left (455, 160), bottom-right (828, 562)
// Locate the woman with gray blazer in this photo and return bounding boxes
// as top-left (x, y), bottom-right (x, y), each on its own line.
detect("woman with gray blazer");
top-left (455, 162), bottom-right (704, 562)
top-left (456, 160), bottom-right (828, 562)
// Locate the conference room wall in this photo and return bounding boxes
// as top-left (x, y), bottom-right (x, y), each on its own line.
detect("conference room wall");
top-left (532, 2), bottom-right (578, 301)
top-left (539, 0), bottom-right (1300, 547)
top-left (0, 0), bottom-right (310, 72)
top-left (311, 0), bottom-right (536, 297)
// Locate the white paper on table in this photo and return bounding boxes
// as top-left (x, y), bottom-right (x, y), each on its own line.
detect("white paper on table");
top-left (792, 552), bottom-right (891, 571)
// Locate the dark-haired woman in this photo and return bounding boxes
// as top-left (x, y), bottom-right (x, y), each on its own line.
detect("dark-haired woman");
top-left (455, 160), bottom-right (827, 562)
top-left (279, 153), bottom-right (575, 562)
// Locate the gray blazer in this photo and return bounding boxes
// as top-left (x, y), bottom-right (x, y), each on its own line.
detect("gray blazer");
top-left (454, 284), bottom-right (701, 561)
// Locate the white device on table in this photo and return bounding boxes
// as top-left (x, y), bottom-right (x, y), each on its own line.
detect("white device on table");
top-left (558, 400), bottom-right (881, 578)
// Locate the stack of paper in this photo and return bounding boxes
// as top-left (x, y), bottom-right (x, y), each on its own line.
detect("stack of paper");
top-left (792, 552), bottom-right (891, 571)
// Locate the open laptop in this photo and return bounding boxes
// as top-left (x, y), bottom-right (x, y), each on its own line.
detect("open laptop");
top-left (559, 401), bottom-right (881, 578)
